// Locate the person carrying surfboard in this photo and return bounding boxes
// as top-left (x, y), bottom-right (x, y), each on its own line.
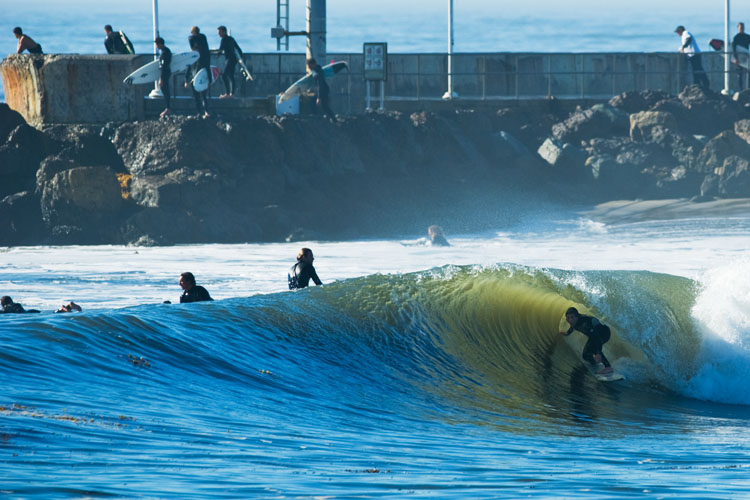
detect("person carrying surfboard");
top-left (560, 307), bottom-right (614, 375)
top-left (306, 58), bottom-right (335, 120)
top-left (104, 25), bottom-right (131, 55)
top-left (186, 26), bottom-right (211, 118)
top-left (216, 26), bottom-right (243, 98)
top-left (155, 37), bottom-right (172, 117)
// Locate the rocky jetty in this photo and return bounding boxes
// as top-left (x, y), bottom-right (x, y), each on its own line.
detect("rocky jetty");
top-left (1, 85), bottom-right (749, 246)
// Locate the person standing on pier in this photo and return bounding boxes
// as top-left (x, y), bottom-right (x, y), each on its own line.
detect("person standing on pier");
top-left (13, 27), bottom-right (42, 54)
top-left (732, 22), bottom-right (750, 90)
top-left (155, 37), bottom-right (172, 118)
top-left (185, 26), bottom-right (211, 118)
top-left (216, 26), bottom-right (242, 99)
top-left (104, 25), bottom-right (129, 54)
top-left (675, 25), bottom-right (710, 88)
top-left (306, 58), bottom-right (335, 120)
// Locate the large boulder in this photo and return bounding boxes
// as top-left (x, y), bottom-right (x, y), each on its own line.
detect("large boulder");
top-left (629, 111), bottom-right (679, 141)
top-left (717, 155), bottom-right (750, 197)
top-left (538, 138), bottom-right (588, 173)
top-left (676, 85), bottom-right (744, 137)
top-left (551, 104), bottom-right (629, 144)
top-left (39, 165), bottom-right (123, 230)
top-left (733, 119), bottom-right (750, 143)
top-left (0, 191), bottom-right (44, 246)
top-left (609, 89), bottom-right (670, 114)
top-left (0, 124), bottom-right (48, 198)
top-left (0, 103), bottom-right (27, 142)
top-left (42, 125), bottom-right (126, 172)
top-left (695, 130), bottom-right (750, 173)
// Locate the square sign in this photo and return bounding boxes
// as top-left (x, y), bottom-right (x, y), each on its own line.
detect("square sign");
top-left (364, 42), bottom-right (387, 81)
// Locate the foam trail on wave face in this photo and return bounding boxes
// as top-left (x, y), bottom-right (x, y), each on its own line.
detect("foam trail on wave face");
top-left (687, 258), bottom-right (750, 405)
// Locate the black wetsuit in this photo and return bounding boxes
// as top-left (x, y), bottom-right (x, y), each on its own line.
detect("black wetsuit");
top-left (105, 31), bottom-right (128, 54)
top-left (159, 45), bottom-right (172, 110)
top-left (733, 32), bottom-right (750, 89)
top-left (180, 285), bottom-right (213, 303)
top-left (309, 63), bottom-right (334, 119)
top-left (565, 314), bottom-right (612, 368)
top-left (188, 32), bottom-right (211, 113)
top-left (1, 302), bottom-right (26, 314)
top-left (288, 261), bottom-right (322, 290)
top-left (219, 35), bottom-right (242, 95)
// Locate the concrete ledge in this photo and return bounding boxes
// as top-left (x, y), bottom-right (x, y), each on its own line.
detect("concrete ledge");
top-left (0, 54), bottom-right (151, 126)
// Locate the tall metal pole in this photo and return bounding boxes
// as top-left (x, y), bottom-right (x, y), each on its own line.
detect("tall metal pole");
top-left (149, 0), bottom-right (162, 97)
top-left (306, 0), bottom-right (326, 65)
top-left (724, 0), bottom-right (731, 94)
top-left (442, 0), bottom-right (455, 99)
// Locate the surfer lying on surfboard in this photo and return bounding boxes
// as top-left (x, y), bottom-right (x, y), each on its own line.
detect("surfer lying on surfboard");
top-left (560, 307), bottom-right (614, 375)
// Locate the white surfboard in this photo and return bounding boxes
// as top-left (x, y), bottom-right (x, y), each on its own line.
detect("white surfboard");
top-left (236, 48), bottom-right (253, 81)
top-left (735, 45), bottom-right (750, 70)
top-left (123, 51), bottom-right (200, 85)
top-left (592, 371), bottom-right (625, 382)
top-left (192, 65), bottom-right (221, 92)
top-left (278, 61), bottom-right (349, 103)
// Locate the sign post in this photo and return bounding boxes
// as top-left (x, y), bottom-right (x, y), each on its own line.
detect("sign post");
top-left (364, 42), bottom-right (387, 110)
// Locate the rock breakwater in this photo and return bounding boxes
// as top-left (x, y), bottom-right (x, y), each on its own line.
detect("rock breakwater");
top-left (1, 84), bottom-right (749, 246)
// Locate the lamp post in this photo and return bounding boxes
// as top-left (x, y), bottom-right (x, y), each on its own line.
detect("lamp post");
top-left (724, 0), bottom-right (731, 95)
top-left (442, 0), bottom-right (457, 99)
top-left (149, 0), bottom-right (162, 98)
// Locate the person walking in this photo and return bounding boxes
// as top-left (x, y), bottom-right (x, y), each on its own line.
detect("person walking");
top-left (155, 37), bottom-right (172, 117)
top-left (216, 26), bottom-right (243, 98)
top-left (185, 26), bottom-right (211, 118)
top-left (675, 25), bottom-right (710, 88)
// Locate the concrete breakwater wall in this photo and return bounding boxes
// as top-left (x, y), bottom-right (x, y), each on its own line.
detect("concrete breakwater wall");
top-left (0, 51), bottom-right (731, 125)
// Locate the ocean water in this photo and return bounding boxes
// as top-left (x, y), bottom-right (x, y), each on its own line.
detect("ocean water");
top-left (3, 2), bottom-right (750, 497)
top-left (2, 211), bottom-right (750, 498)
top-left (4, 0), bottom-right (750, 101)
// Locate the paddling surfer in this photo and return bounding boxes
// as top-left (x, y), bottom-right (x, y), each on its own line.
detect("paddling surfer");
top-left (560, 307), bottom-right (614, 375)
top-left (179, 272), bottom-right (213, 303)
top-left (288, 248), bottom-right (322, 290)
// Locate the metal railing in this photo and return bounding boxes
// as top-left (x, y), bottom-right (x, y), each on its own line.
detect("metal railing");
top-left (166, 51), bottom-right (748, 113)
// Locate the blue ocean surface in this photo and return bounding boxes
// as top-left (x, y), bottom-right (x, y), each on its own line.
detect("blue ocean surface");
top-left (3, 0), bottom-right (750, 101)
top-left (2, 214), bottom-right (750, 498)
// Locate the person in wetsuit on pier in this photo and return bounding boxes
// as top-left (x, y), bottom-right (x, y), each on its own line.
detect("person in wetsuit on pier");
top-left (560, 306), bottom-right (613, 375)
top-left (179, 272), bottom-right (213, 303)
top-left (155, 37), bottom-right (172, 117)
top-left (288, 248), bottom-right (322, 290)
top-left (217, 25), bottom-right (242, 98)
top-left (104, 25), bottom-right (129, 54)
top-left (305, 58), bottom-right (335, 120)
top-left (185, 26), bottom-right (211, 118)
